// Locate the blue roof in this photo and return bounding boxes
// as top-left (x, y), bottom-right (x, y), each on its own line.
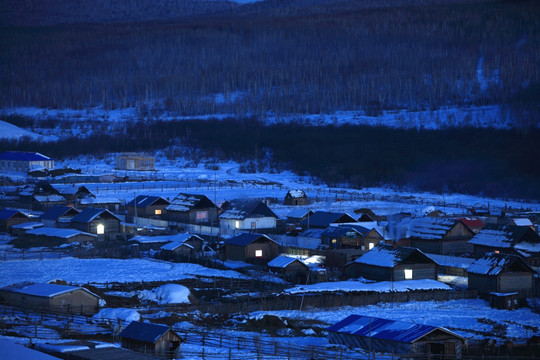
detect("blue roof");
top-left (126, 195), bottom-right (168, 208)
top-left (71, 208), bottom-right (120, 223)
top-left (0, 209), bottom-right (27, 220)
top-left (119, 321), bottom-right (173, 343)
top-left (40, 206), bottom-right (79, 220)
top-left (327, 314), bottom-right (461, 343)
top-left (321, 226), bottom-right (365, 238)
top-left (225, 232), bottom-right (276, 246)
top-left (300, 211), bottom-right (356, 228)
top-left (0, 151), bottom-right (51, 161)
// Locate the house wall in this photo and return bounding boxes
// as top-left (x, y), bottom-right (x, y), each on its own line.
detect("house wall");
top-left (445, 222), bottom-right (474, 239)
top-left (1, 215), bottom-right (30, 232)
top-left (409, 239), bottom-right (442, 254)
top-left (128, 204), bottom-right (167, 218)
top-left (393, 264), bottom-right (437, 281)
top-left (0, 160), bottom-right (53, 172)
top-left (226, 244), bottom-right (247, 261)
top-left (468, 273), bottom-right (498, 295)
top-left (499, 272), bottom-right (534, 295)
top-left (49, 289), bottom-right (100, 314)
top-left (356, 263), bottom-right (393, 281)
top-left (440, 239), bottom-right (472, 255)
top-left (89, 218), bottom-right (120, 234)
top-left (220, 217), bottom-right (277, 235)
top-left (246, 242), bottom-right (279, 263)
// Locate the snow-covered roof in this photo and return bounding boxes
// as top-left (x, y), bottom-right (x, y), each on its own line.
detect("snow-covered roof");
top-left (131, 233), bottom-right (201, 244)
top-left (327, 314), bottom-right (463, 343)
top-left (321, 226), bottom-right (364, 238)
top-left (33, 194), bottom-right (65, 202)
top-left (40, 205), bottom-right (80, 220)
top-left (11, 221), bottom-right (44, 230)
top-left (425, 253), bottom-right (476, 269)
top-left (166, 193), bottom-right (215, 212)
top-left (512, 218), bottom-right (533, 227)
top-left (160, 241), bottom-right (194, 251)
top-left (299, 228), bottom-right (325, 238)
top-left (408, 217), bottom-right (457, 240)
top-left (219, 199), bottom-right (278, 220)
top-left (268, 255), bottom-right (306, 269)
top-left (1, 283), bottom-right (100, 299)
top-left (0, 339), bottom-right (61, 360)
top-left (126, 195), bottom-right (168, 208)
top-left (354, 243), bottom-right (433, 268)
top-left (71, 208), bottom-right (120, 223)
top-left (26, 227), bottom-right (97, 239)
top-left (0, 209), bottom-right (28, 220)
top-left (300, 211), bottom-right (356, 228)
top-left (468, 224), bottom-right (540, 249)
top-left (286, 208), bottom-right (313, 219)
top-left (467, 252), bottom-right (535, 276)
top-left (80, 197), bottom-right (122, 205)
top-left (286, 189), bottom-right (306, 198)
top-left (225, 232), bottom-right (277, 246)
top-left (119, 321), bottom-right (176, 343)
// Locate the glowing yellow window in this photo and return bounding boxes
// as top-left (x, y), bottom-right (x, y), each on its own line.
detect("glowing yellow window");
top-left (97, 224), bottom-right (105, 235)
top-left (155, 209), bottom-right (162, 215)
top-left (404, 269), bottom-right (413, 280)
top-left (255, 250), bottom-right (263, 257)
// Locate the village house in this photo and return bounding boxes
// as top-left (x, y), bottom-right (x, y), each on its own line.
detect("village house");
top-left (40, 205), bottom-right (80, 228)
top-left (467, 252), bottom-right (536, 298)
top-left (267, 255), bottom-right (310, 283)
top-left (219, 199), bottom-right (279, 235)
top-left (115, 152), bottom-right (155, 171)
top-left (10, 221), bottom-right (44, 237)
top-left (25, 227), bottom-right (98, 245)
top-left (320, 225), bottom-right (367, 249)
top-left (126, 195), bottom-right (169, 219)
top-left (166, 193), bottom-right (218, 225)
top-left (328, 314), bottom-right (465, 358)
top-left (0, 283), bottom-right (101, 314)
top-left (224, 232), bottom-right (279, 264)
top-left (299, 211), bottom-right (356, 229)
top-left (468, 224), bottom-right (540, 267)
top-left (284, 189), bottom-right (308, 206)
top-left (407, 217), bottom-right (475, 255)
top-left (69, 208), bottom-right (121, 240)
top-left (119, 321), bottom-right (182, 358)
top-left (459, 217), bottom-right (485, 234)
top-left (343, 243), bottom-right (438, 281)
top-left (285, 208), bottom-right (313, 233)
top-left (0, 209), bottom-right (31, 232)
top-left (159, 233), bottom-right (205, 258)
top-left (79, 196), bottom-right (123, 212)
top-left (0, 151), bottom-right (54, 173)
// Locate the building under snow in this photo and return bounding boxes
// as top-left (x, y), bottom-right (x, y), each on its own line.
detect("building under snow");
top-left (0, 151), bottom-right (53, 173)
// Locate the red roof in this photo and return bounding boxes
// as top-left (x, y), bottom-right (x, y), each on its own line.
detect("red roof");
top-left (459, 217), bottom-right (485, 229)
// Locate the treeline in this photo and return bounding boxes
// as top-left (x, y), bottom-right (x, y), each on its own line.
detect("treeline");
top-left (2, 119), bottom-right (539, 200)
top-left (1, 0), bottom-right (538, 124)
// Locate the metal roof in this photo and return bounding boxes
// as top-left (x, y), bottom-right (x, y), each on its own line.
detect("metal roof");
top-left (126, 195), bottom-right (169, 208)
top-left (219, 199), bottom-right (278, 220)
top-left (354, 243), bottom-right (434, 268)
top-left (0, 151), bottom-right (51, 161)
top-left (300, 211), bottom-right (356, 228)
top-left (0, 209), bottom-right (24, 220)
top-left (467, 252), bottom-right (536, 276)
top-left (267, 255), bottom-right (306, 269)
top-left (327, 314), bottom-right (463, 344)
top-left (225, 232), bottom-right (276, 246)
top-left (71, 208), bottom-right (120, 223)
top-left (119, 321), bottom-right (172, 343)
top-left (40, 206), bottom-right (80, 220)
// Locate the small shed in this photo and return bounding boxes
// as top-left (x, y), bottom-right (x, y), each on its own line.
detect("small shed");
top-left (267, 255), bottom-right (309, 283)
top-left (284, 190), bottom-right (308, 206)
top-left (0, 209), bottom-right (31, 232)
top-left (10, 221), bottom-right (44, 237)
top-left (328, 314), bottom-right (465, 358)
top-left (0, 283), bottom-right (101, 314)
top-left (343, 243), bottom-right (437, 281)
top-left (70, 208), bottom-right (121, 239)
top-left (126, 195), bottom-right (169, 219)
top-left (119, 321), bottom-right (182, 358)
top-left (489, 292), bottom-right (520, 310)
top-left (467, 252), bottom-right (536, 298)
top-left (159, 233), bottom-right (205, 257)
top-left (224, 232), bottom-right (279, 263)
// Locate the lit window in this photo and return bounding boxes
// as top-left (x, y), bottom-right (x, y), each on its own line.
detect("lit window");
top-left (255, 250), bottom-right (263, 257)
top-left (155, 209), bottom-right (162, 215)
top-left (494, 250), bottom-right (500, 254)
top-left (97, 224), bottom-right (105, 235)
top-left (196, 211), bottom-right (208, 223)
top-left (332, 239), bottom-right (337, 244)
top-left (404, 269), bottom-right (413, 280)
top-left (251, 222), bottom-right (256, 229)
top-left (368, 243), bottom-right (375, 250)
top-left (235, 220), bottom-right (240, 229)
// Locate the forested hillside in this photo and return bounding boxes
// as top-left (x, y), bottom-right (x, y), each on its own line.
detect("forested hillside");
top-left (1, 0), bottom-right (538, 125)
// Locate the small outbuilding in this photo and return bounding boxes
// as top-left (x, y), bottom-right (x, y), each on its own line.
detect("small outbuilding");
top-left (0, 283), bottom-right (101, 314)
top-left (224, 232), bottom-right (279, 264)
top-left (0, 209), bottom-right (31, 232)
top-left (25, 227), bottom-right (98, 245)
top-left (328, 314), bottom-right (465, 358)
top-left (267, 255), bottom-right (310, 283)
top-left (126, 195), bottom-right (169, 219)
top-left (116, 153), bottom-right (155, 171)
top-left (284, 190), bottom-right (308, 206)
top-left (119, 321), bottom-right (183, 358)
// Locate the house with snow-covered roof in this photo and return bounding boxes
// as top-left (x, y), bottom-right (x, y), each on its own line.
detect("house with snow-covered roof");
top-left (25, 227), bottom-right (97, 245)
top-left (126, 195), bottom-right (169, 219)
top-left (70, 208), bottom-right (121, 239)
top-left (219, 199), bottom-right (279, 235)
top-left (40, 205), bottom-right (80, 228)
top-left (166, 193), bottom-right (218, 226)
top-left (327, 314), bottom-right (465, 358)
top-left (467, 252), bottom-right (536, 298)
top-left (0, 151), bottom-right (53, 173)
top-left (299, 211), bottom-right (356, 229)
top-left (284, 189), bottom-right (308, 206)
top-left (0, 283), bottom-right (101, 314)
top-left (224, 232), bottom-right (279, 263)
top-left (0, 208), bottom-right (31, 232)
top-left (119, 321), bottom-right (182, 357)
top-left (468, 224), bottom-right (540, 267)
top-left (407, 217), bottom-right (474, 255)
top-left (320, 225), bottom-right (367, 249)
top-left (267, 255), bottom-right (309, 283)
top-left (343, 243), bottom-right (437, 281)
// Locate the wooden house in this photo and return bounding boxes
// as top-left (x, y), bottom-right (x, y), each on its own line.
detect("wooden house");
top-left (126, 195), bottom-right (169, 219)
top-left (32, 194), bottom-right (66, 210)
top-left (50, 184), bottom-right (94, 205)
top-left (224, 232), bottom-right (279, 264)
top-left (0, 151), bottom-right (53, 173)
top-left (407, 217), bottom-right (474, 255)
top-left (78, 196), bottom-right (123, 212)
top-left (119, 321), bottom-right (182, 358)
top-left (458, 217), bottom-right (485, 234)
top-left (467, 252), bottom-right (536, 298)
top-left (328, 315), bottom-right (465, 358)
top-left (219, 199), bottom-right (279, 235)
top-left (166, 193), bottom-right (218, 225)
top-left (320, 225), bottom-right (367, 249)
top-left (116, 153), bottom-right (155, 171)
top-left (267, 255), bottom-right (309, 283)
top-left (284, 190), bottom-right (308, 206)
top-left (159, 233), bottom-right (204, 257)
top-left (468, 224), bottom-right (540, 266)
top-left (10, 221), bottom-right (44, 237)
top-left (299, 211), bottom-right (356, 229)
top-left (343, 243), bottom-right (437, 281)
top-left (70, 208), bottom-right (121, 240)
top-left (40, 205), bottom-right (80, 228)
top-left (0, 209), bottom-right (31, 232)
top-left (489, 292), bottom-right (520, 310)
top-left (0, 283), bottom-right (100, 314)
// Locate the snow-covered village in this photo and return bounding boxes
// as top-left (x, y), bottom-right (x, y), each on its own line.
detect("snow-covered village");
top-left (1, 0), bottom-right (540, 359)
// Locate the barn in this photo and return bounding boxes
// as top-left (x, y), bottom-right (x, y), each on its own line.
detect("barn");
top-left (343, 243), bottom-right (437, 281)
top-left (467, 252), bottom-right (536, 298)
top-left (0, 283), bottom-right (101, 314)
top-left (328, 314), bottom-right (465, 358)
top-left (119, 321), bottom-right (182, 358)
